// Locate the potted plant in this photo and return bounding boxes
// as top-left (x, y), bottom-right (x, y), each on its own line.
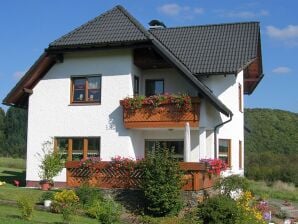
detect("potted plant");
top-left (38, 141), bottom-right (65, 191)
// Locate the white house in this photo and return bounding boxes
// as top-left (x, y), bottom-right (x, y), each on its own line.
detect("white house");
top-left (3, 5), bottom-right (263, 187)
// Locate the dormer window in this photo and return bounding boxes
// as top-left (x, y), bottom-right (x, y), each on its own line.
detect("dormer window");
top-left (71, 75), bottom-right (101, 104)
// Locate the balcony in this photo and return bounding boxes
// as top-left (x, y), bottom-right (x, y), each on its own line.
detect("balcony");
top-left (120, 95), bottom-right (200, 129)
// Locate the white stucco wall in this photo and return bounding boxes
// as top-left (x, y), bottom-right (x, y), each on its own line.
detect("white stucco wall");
top-left (26, 47), bottom-right (244, 183)
top-left (199, 72), bottom-right (244, 175)
top-left (26, 51), bottom-right (204, 183)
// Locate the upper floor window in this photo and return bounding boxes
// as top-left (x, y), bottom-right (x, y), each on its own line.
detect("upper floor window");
top-left (71, 76), bottom-right (101, 104)
top-left (134, 76), bottom-right (140, 96)
top-left (218, 139), bottom-right (231, 167)
top-left (239, 83), bottom-right (242, 112)
top-left (145, 79), bottom-right (164, 96)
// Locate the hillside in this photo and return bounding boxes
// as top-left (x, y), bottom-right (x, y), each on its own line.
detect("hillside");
top-left (244, 108), bottom-right (298, 185)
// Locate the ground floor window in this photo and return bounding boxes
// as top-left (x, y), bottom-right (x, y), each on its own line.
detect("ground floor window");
top-left (145, 140), bottom-right (184, 160)
top-left (55, 137), bottom-right (100, 161)
top-left (218, 139), bottom-right (231, 167)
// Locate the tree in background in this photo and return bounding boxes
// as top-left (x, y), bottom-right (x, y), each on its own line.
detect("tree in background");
top-left (2, 107), bottom-right (27, 158)
top-left (0, 108), bottom-right (5, 155)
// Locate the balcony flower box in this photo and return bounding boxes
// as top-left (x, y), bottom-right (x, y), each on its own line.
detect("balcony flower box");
top-left (120, 94), bottom-right (200, 128)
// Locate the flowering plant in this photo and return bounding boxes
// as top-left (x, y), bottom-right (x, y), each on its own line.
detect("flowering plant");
top-left (110, 156), bottom-right (140, 171)
top-left (79, 156), bottom-right (102, 168)
top-left (121, 93), bottom-right (192, 112)
top-left (200, 158), bottom-right (227, 175)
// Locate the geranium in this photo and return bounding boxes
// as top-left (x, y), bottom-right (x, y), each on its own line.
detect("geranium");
top-left (200, 158), bottom-right (227, 175)
top-left (120, 93), bottom-right (192, 112)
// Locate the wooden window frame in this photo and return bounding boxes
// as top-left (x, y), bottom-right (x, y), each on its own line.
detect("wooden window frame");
top-left (239, 83), bottom-right (243, 112)
top-left (133, 76), bottom-right (140, 96)
top-left (54, 137), bottom-right (101, 162)
top-left (239, 140), bottom-right (243, 169)
top-left (218, 139), bottom-right (231, 167)
top-left (70, 75), bottom-right (101, 105)
top-left (145, 79), bottom-right (164, 97)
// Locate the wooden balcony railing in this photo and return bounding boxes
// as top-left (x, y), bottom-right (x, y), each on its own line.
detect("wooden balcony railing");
top-left (120, 97), bottom-right (200, 128)
top-left (65, 161), bottom-right (214, 191)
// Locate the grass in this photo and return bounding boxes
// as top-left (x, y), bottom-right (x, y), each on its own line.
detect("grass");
top-left (0, 157), bottom-right (26, 169)
top-left (0, 204), bottom-right (98, 224)
top-left (248, 179), bottom-right (298, 203)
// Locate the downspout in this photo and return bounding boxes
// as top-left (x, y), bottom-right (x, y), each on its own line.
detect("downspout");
top-left (214, 113), bottom-right (233, 158)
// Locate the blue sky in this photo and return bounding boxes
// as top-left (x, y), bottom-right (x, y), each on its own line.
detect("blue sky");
top-left (0, 0), bottom-right (297, 113)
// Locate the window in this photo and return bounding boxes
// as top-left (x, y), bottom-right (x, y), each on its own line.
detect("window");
top-left (239, 83), bottom-right (242, 112)
top-left (239, 140), bottom-right (243, 169)
top-left (55, 137), bottom-right (100, 161)
top-left (145, 140), bottom-right (184, 161)
top-left (134, 76), bottom-right (139, 96)
top-left (71, 76), bottom-right (101, 103)
top-left (218, 139), bottom-right (231, 167)
top-left (145, 79), bottom-right (164, 96)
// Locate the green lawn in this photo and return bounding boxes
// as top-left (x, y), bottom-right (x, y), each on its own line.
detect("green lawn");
top-left (0, 166), bottom-right (45, 202)
top-left (0, 157), bottom-right (26, 170)
top-left (0, 204), bottom-right (98, 224)
top-left (248, 179), bottom-right (298, 203)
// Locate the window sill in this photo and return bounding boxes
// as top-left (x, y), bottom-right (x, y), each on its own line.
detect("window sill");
top-left (69, 102), bottom-right (101, 106)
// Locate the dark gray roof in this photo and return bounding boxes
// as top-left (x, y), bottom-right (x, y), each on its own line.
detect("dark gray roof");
top-left (49, 6), bottom-right (148, 48)
top-left (149, 22), bottom-right (259, 75)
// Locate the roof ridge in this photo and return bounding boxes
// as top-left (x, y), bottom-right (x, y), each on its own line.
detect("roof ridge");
top-left (115, 5), bottom-right (151, 39)
top-left (151, 21), bottom-right (259, 31)
top-left (49, 6), bottom-right (124, 46)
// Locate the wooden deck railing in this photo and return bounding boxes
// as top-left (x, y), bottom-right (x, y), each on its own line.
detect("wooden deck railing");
top-left (65, 161), bottom-right (214, 191)
top-left (120, 97), bottom-right (200, 128)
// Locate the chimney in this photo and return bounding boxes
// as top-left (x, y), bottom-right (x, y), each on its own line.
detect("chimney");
top-left (149, 20), bottom-right (166, 29)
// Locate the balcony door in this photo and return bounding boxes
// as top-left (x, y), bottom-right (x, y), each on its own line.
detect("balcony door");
top-left (145, 79), bottom-right (164, 96)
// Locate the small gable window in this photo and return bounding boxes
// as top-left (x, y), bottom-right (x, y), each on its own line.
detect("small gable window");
top-left (71, 75), bottom-right (101, 104)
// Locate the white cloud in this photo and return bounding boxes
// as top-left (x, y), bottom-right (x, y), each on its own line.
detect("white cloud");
top-left (13, 71), bottom-right (26, 80)
top-left (267, 25), bottom-right (298, 39)
top-left (194, 7), bottom-right (204, 15)
top-left (216, 9), bottom-right (269, 19)
top-left (272, 66), bottom-right (292, 74)
top-left (267, 25), bottom-right (298, 46)
top-left (158, 3), bottom-right (204, 17)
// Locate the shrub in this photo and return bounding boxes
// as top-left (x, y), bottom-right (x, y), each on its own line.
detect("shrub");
top-left (52, 189), bottom-right (79, 223)
top-left (197, 195), bottom-right (240, 224)
top-left (86, 197), bottom-right (121, 224)
top-left (75, 184), bottom-right (103, 207)
top-left (17, 195), bottom-right (35, 221)
top-left (40, 191), bottom-right (55, 202)
top-left (214, 175), bottom-right (249, 198)
top-left (37, 141), bottom-right (65, 184)
top-left (138, 143), bottom-right (183, 216)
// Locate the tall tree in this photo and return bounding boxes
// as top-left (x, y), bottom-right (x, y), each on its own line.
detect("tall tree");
top-left (0, 107), bottom-right (5, 155)
top-left (4, 107), bottom-right (27, 158)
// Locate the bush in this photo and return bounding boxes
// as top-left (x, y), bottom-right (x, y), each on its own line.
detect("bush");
top-left (40, 191), bottom-right (55, 202)
top-left (75, 184), bottom-right (103, 207)
top-left (86, 197), bottom-right (121, 224)
top-left (38, 140), bottom-right (65, 183)
top-left (214, 175), bottom-right (249, 198)
top-left (17, 195), bottom-right (35, 221)
top-left (197, 195), bottom-right (240, 224)
top-left (52, 189), bottom-right (79, 223)
top-left (138, 143), bottom-right (183, 216)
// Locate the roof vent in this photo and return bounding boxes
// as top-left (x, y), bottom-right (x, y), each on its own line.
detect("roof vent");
top-left (149, 20), bottom-right (166, 29)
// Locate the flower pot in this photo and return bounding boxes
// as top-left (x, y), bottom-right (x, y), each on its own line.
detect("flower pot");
top-left (40, 181), bottom-right (50, 191)
top-left (44, 200), bottom-right (52, 208)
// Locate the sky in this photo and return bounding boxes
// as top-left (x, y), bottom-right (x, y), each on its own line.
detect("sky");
top-left (0, 0), bottom-right (297, 113)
